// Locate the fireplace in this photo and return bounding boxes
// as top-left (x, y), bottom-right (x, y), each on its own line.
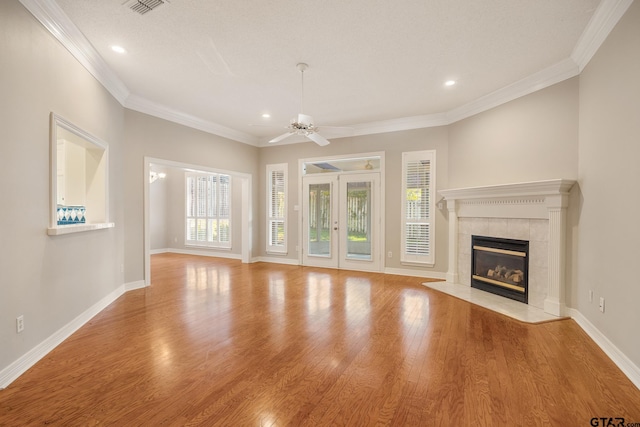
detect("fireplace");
top-left (471, 235), bottom-right (529, 303)
top-left (440, 179), bottom-right (576, 316)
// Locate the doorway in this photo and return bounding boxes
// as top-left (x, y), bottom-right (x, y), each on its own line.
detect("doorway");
top-left (143, 157), bottom-right (252, 286)
top-left (302, 172), bottom-right (381, 272)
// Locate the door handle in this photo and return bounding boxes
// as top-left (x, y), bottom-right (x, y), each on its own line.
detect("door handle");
top-left (333, 227), bottom-right (338, 230)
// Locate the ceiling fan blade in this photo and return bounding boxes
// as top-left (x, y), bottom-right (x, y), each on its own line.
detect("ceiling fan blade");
top-left (269, 132), bottom-right (294, 143)
top-left (307, 132), bottom-right (331, 146)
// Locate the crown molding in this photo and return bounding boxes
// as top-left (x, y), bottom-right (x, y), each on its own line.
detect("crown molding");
top-left (341, 58), bottom-right (579, 136)
top-left (20, 0), bottom-right (631, 146)
top-left (257, 113), bottom-right (450, 147)
top-left (444, 58), bottom-right (580, 124)
top-left (19, 0), bottom-right (130, 104)
top-left (571, 0), bottom-right (634, 72)
top-left (260, 55), bottom-right (578, 146)
top-left (350, 113), bottom-right (451, 136)
top-left (125, 95), bottom-right (260, 146)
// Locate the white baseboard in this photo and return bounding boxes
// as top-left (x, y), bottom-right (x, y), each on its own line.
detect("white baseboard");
top-left (566, 308), bottom-right (640, 390)
top-left (0, 284), bottom-right (127, 389)
top-left (252, 259), bottom-right (449, 278)
top-left (150, 248), bottom-right (169, 255)
top-left (124, 280), bottom-right (147, 291)
top-left (164, 248), bottom-right (242, 260)
top-left (384, 267), bottom-right (447, 280)
top-left (253, 256), bottom-right (300, 266)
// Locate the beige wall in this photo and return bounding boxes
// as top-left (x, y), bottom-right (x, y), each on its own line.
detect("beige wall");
top-left (123, 110), bottom-right (260, 282)
top-left (0, 0), bottom-right (125, 373)
top-left (448, 78), bottom-right (579, 188)
top-left (576, 1), bottom-right (640, 367)
top-left (258, 127), bottom-right (449, 274)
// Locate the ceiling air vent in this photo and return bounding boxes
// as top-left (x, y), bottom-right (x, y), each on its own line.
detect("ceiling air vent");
top-left (130, 0), bottom-right (164, 15)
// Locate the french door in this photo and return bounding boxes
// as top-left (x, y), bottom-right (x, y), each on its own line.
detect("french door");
top-left (302, 172), bottom-right (380, 272)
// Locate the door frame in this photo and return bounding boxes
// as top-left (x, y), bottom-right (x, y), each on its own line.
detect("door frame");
top-left (297, 151), bottom-right (385, 272)
top-left (143, 157), bottom-right (252, 286)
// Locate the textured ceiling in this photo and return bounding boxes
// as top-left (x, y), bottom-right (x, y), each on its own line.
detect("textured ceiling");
top-left (53, 0), bottom-right (600, 144)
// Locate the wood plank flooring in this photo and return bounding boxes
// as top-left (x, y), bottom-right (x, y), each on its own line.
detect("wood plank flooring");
top-left (1, 253), bottom-right (639, 426)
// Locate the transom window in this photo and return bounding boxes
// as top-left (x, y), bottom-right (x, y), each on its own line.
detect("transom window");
top-left (186, 172), bottom-right (231, 248)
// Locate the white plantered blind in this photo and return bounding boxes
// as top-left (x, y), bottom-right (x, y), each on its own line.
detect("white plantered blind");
top-left (266, 164), bottom-right (287, 253)
top-left (401, 150), bottom-right (435, 264)
top-left (186, 172), bottom-right (231, 248)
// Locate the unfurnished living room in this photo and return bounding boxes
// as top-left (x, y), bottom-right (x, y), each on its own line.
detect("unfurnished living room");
top-left (1, 0), bottom-right (640, 425)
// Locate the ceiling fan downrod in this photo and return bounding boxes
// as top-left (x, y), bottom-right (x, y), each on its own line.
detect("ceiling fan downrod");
top-left (297, 63), bottom-right (308, 114)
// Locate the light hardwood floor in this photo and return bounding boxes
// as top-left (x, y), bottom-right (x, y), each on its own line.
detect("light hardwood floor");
top-left (1, 254), bottom-right (639, 426)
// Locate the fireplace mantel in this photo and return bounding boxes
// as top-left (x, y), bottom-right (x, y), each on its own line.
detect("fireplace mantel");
top-left (439, 179), bottom-right (576, 316)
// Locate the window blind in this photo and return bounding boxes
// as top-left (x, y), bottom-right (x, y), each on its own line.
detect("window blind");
top-left (186, 172), bottom-right (231, 248)
top-left (267, 164), bottom-right (287, 253)
top-left (401, 151), bottom-right (435, 264)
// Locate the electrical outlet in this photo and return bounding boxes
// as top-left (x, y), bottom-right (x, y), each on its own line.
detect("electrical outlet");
top-left (388, 251), bottom-right (392, 258)
top-left (589, 290), bottom-right (593, 302)
top-left (599, 297), bottom-right (605, 313)
top-left (16, 315), bottom-right (24, 333)
top-left (120, 263), bottom-right (124, 273)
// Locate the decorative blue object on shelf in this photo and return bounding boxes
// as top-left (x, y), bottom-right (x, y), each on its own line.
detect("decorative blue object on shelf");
top-left (57, 205), bottom-right (86, 225)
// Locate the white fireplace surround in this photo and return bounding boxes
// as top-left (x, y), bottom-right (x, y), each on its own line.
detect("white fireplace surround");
top-left (439, 179), bottom-right (576, 317)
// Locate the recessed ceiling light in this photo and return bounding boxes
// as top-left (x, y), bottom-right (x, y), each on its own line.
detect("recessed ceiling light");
top-left (445, 80), bottom-right (456, 87)
top-left (111, 45), bottom-right (126, 54)
top-left (261, 113), bottom-right (271, 119)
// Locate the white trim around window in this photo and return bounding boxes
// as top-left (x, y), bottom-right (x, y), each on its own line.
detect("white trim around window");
top-left (266, 163), bottom-right (288, 254)
top-left (185, 172), bottom-right (232, 249)
top-left (401, 150), bottom-right (436, 266)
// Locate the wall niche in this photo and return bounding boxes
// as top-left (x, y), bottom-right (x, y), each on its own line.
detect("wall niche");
top-left (48, 113), bottom-right (113, 235)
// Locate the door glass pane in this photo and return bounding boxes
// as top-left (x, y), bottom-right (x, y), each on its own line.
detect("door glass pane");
top-left (346, 181), bottom-right (372, 260)
top-left (308, 183), bottom-right (331, 256)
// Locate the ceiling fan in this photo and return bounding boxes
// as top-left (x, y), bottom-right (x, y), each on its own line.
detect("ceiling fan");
top-left (267, 63), bottom-right (346, 146)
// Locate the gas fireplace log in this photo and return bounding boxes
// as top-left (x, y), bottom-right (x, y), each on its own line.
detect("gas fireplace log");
top-left (485, 266), bottom-right (524, 284)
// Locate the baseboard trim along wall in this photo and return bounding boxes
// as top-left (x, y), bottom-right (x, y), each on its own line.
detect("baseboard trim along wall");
top-left (150, 248), bottom-right (169, 255)
top-left (124, 280), bottom-right (147, 292)
top-left (0, 283), bottom-right (128, 389)
top-left (253, 256), bottom-right (300, 265)
top-left (566, 308), bottom-right (640, 390)
top-left (164, 248), bottom-right (242, 260)
top-left (253, 257), bottom-right (450, 280)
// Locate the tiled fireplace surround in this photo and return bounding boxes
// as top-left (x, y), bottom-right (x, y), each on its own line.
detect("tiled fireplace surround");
top-left (438, 179), bottom-right (576, 318)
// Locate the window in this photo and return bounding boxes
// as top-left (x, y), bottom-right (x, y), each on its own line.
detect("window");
top-left (186, 172), bottom-right (231, 248)
top-left (266, 163), bottom-right (287, 254)
top-left (401, 150), bottom-right (435, 265)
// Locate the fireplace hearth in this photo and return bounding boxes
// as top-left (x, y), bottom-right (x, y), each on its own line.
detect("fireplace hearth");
top-left (471, 235), bottom-right (529, 303)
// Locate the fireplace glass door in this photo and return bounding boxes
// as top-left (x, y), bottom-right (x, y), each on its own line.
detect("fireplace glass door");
top-left (471, 235), bottom-right (529, 303)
